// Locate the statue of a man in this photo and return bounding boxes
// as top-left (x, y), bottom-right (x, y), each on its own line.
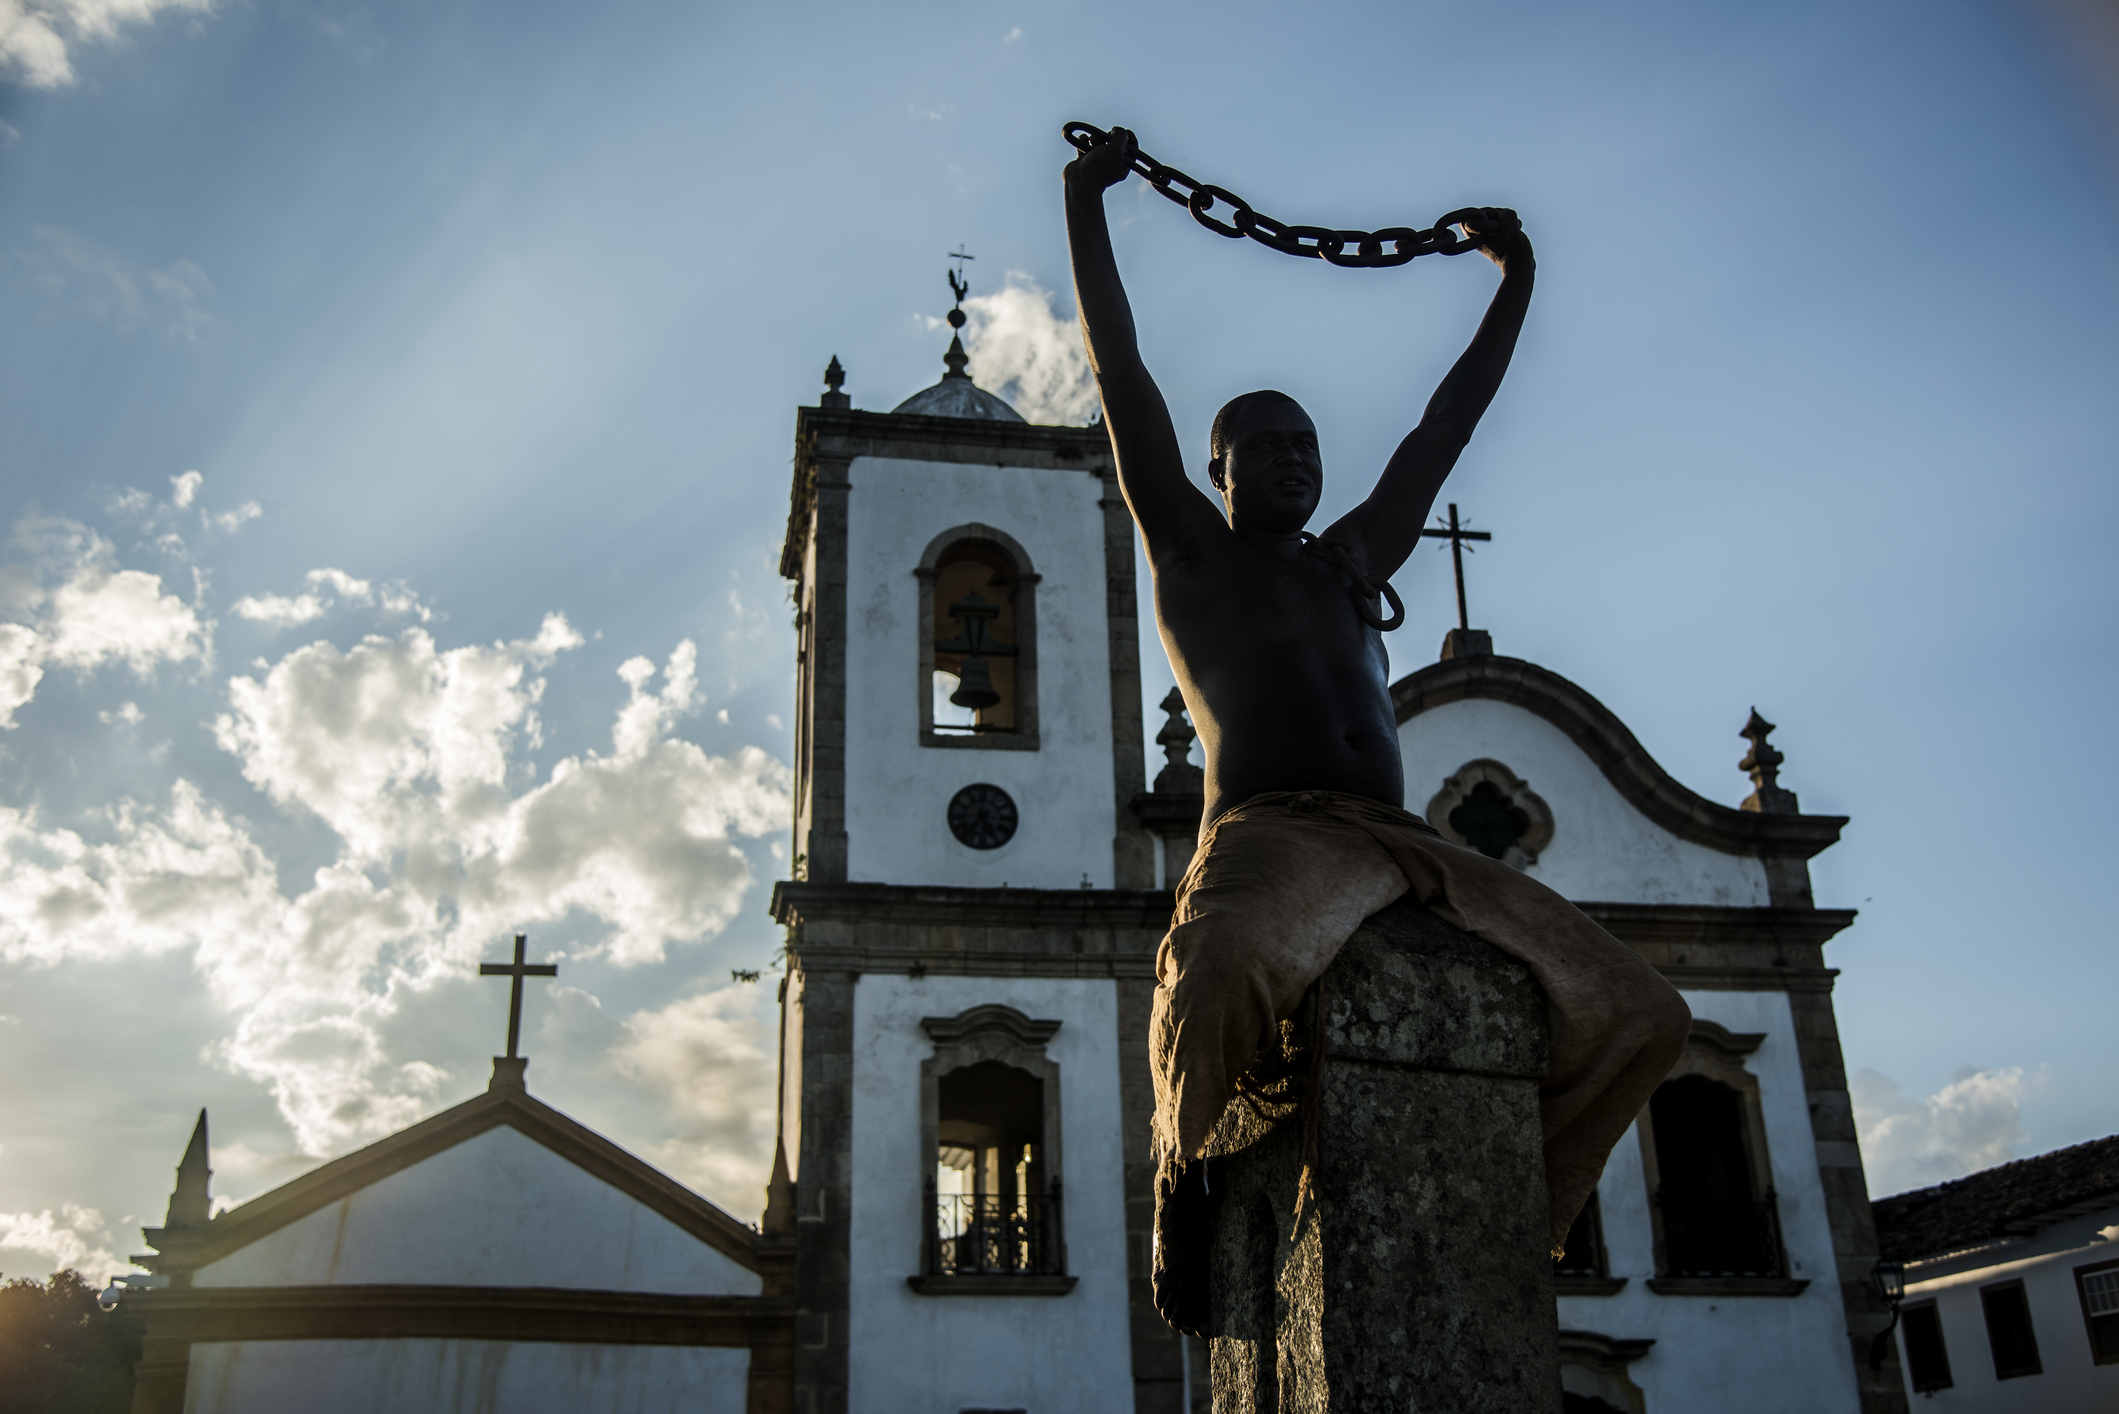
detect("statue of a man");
top-left (1064, 129), bottom-right (1692, 1332)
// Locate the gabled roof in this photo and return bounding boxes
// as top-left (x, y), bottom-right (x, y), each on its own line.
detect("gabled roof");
top-left (139, 1074), bottom-right (761, 1277)
top-left (1872, 1134), bottom-right (2119, 1262)
top-left (1391, 654), bottom-right (1847, 860)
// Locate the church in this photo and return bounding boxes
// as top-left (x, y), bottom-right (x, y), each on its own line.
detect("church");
top-left (117, 310), bottom-right (1906, 1414)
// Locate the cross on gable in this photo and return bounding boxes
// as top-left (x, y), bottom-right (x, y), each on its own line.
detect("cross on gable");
top-left (1419, 502), bottom-right (1493, 632)
top-left (479, 933), bottom-right (558, 1061)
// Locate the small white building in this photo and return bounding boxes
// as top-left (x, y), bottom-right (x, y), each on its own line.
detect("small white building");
top-left (123, 1061), bottom-right (790, 1414)
top-left (1872, 1135), bottom-right (2119, 1411)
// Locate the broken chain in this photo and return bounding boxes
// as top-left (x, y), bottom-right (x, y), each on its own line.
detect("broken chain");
top-left (1063, 121), bottom-right (1513, 269)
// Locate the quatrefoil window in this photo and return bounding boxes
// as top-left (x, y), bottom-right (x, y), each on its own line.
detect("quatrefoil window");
top-left (1425, 759), bottom-right (1554, 869)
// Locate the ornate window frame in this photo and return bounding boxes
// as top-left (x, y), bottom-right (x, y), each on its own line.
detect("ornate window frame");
top-left (1556, 1329), bottom-right (1653, 1413)
top-left (911, 1004), bottom-right (1073, 1295)
top-left (1638, 1021), bottom-right (1809, 1296)
top-left (1425, 758), bottom-right (1554, 867)
top-left (915, 523), bottom-right (1040, 752)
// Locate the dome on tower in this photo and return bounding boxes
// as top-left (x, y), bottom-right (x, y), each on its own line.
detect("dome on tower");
top-left (892, 332), bottom-right (1026, 422)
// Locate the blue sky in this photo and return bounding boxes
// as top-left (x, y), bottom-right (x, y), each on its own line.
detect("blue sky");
top-left (1, 0), bottom-right (2114, 1280)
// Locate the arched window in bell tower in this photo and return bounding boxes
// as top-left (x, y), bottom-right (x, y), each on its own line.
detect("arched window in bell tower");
top-left (917, 524), bottom-right (1040, 751)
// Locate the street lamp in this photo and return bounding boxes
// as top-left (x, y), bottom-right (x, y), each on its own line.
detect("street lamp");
top-left (1868, 1257), bottom-right (1907, 1370)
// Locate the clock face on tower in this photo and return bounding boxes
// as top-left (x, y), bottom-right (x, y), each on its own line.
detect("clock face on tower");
top-left (947, 783), bottom-right (1018, 850)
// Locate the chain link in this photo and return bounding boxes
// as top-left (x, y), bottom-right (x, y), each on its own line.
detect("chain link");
top-left (1064, 121), bottom-right (1514, 269)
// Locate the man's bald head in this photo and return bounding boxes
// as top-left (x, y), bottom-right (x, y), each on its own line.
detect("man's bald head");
top-left (1210, 390), bottom-right (1307, 467)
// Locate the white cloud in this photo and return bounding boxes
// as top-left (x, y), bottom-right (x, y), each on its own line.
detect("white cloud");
top-left (231, 566), bottom-right (426, 630)
top-left (209, 501), bottom-right (261, 532)
top-left (307, 568), bottom-right (371, 599)
top-left (231, 592), bottom-right (326, 627)
top-left (169, 471), bottom-right (202, 508)
top-left (949, 272), bottom-right (1100, 426)
top-left (609, 985), bottom-right (777, 1204)
top-left (0, 515), bottom-right (208, 728)
top-left (1853, 1065), bottom-right (2037, 1196)
top-left (0, 0), bottom-right (214, 90)
top-left (13, 225), bottom-right (212, 341)
top-left (0, 616), bottom-right (788, 1157)
top-left (0, 1203), bottom-right (126, 1281)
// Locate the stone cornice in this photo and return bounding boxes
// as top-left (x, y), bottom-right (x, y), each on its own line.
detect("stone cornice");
top-left (773, 882), bottom-right (1170, 980)
top-left (771, 881), bottom-right (1175, 932)
top-left (1391, 656), bottom-right (1849, 861)
top-left (770, 888), bottom-right (1856, 990)
top-left (921, 1003), bottom-right (1062, 1047)
top-left (1572, 903), bottom-right (1858, 950)
top-left (122, 1284), bottom-right (790, 1347)
top-left (781, 406), bottom-right (1114, 580)
top-left (1690, 1019), bottom-right (1769, 1057)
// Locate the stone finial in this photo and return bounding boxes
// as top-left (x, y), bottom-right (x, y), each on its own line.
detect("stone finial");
top-left (762, 1138), bottom-right (796, 1237)
top-left (821, 355), bottom-right (850, 410)
top-left (942, 333), bottom-right (971, 382)
top-left (1154, 687), bottom-right (1204, 794)
top-left (489, 1056), bottom-right (529, 1091)
top-left (1440, 628), bottom-right (1493, 661)
top-left (1739, 708), bottom-right (1800, 814)
top-left (164, 1109), bottom-right (212, 1229)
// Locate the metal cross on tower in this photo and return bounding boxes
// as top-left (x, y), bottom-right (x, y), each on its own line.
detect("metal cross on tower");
top-left (1419, 502), bottom-right (1493, 632)
top-left (479, 933), bottom-right (558, 1060)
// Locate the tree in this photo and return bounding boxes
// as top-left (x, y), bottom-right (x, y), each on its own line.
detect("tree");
top-left (0, 1270), bottom-right (142, 1414)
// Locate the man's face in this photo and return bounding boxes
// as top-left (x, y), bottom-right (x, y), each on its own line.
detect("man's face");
top-left (1214, 400), bottom-right (1321, 534)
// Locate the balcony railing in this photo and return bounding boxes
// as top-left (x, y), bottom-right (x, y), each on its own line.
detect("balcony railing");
top-left (1655, 1186), bottom-right (1790, 1278)
top-left (926, 1186), bottom-right (1066, 1277)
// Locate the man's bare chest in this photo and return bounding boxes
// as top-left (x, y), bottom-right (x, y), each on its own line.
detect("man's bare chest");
top-left (1157, 552), bottom-right (1384, 666)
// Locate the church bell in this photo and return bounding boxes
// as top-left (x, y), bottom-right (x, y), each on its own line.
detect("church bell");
top-left (949, 654), bottom-right (1002, 711)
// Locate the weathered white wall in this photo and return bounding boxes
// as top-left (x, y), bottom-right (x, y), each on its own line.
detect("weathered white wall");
top-left (847, 974), bottom-right (1132, 1414)
top-left (183, 1338), bottom-right (748, 1414)
top-left (1559, 989), bottom-right (1860, 1414)
top-left (842, 457), bottom-right (1114, 888)
top-left (1398, 698), bottom-right (1770, 906)
top-left (193, 1125), bottom-right (760, 1296)
top-left (1895, 1207), bottom-right (2119, 1412)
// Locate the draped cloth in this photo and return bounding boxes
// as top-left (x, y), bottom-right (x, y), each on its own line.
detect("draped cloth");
top-left (1148, 789), bottom-right (1691, 1324)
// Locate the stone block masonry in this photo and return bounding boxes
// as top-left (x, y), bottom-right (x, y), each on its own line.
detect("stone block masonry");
top-left (1204, 894), bottom-right (1558, 1412)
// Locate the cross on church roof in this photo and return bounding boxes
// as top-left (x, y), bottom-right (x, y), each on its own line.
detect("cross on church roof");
top-left (1419, 502), bottom-right (1493, 632)
top-left (479, 933), bottom-right (558, 1061)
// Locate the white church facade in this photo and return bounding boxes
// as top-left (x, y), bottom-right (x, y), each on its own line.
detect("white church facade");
top-left (119, 327), bottom-right (1909, 1413)
top-left (769, 333), bottom-right (1909, 1413)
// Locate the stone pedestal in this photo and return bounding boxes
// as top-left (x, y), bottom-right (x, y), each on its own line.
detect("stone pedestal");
top-left (1204, 893), bottom-right (1558, 1413)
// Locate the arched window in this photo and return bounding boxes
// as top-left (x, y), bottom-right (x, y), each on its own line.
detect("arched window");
top-left (1554, 1190), bottom-right (1611, 1281)
top-left (1648, 1077), bottom-right (1779, 1274)
top-left (916, 526), bottom-right (1039, 751)
top-left (1636, 1022), bottom-right (1789, 1282)
top-left (914, 1005), bottom-right (1072, 1292)
top-left (935, 1061), bottom-right (1048, 1274)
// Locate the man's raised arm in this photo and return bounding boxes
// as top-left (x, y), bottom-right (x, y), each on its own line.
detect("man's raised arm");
top-left (1065, 130), bottom-right (1219, 551)
top-left (1328, 211), bottom-right (1537, 577)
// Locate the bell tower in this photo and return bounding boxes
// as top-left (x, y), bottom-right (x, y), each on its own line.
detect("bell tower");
top-left (780, 329), bottom-right (1152, 890)
top-left (770, 301), bottom-right (1185, 1414)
